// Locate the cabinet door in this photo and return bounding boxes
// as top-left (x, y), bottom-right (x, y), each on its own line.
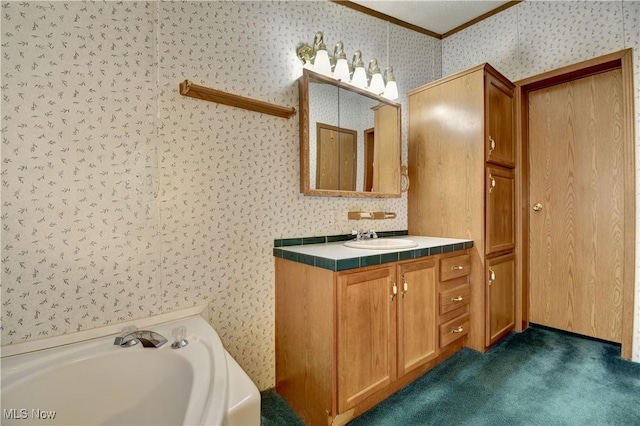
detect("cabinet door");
top-left (486, 253), bottom-right (515, 347)
top-left (337, 266), bottom-right (397, 412)
top-left (486, 166), bottom-right (515, 255)
top-left (485, 72), bottom-right (515, 168)
top-left (397, 259), bottom-right (437, 377)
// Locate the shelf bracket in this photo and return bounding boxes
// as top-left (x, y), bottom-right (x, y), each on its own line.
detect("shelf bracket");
top-left (179, 80), bottom-right (296, 119)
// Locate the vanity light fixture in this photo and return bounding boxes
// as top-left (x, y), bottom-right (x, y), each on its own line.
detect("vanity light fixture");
top-left (312, 31), bottom-right (332, 76)
top-left (367, 58), bottom-right (385, 95)
top-left (296, 32), bottom-right (399, 96)
top-left (332, 42), bottom-right (350, 82)
top-left (350, 51), bottom-right (367, 89)
top-left (382, 66), bottom-right (398, 100)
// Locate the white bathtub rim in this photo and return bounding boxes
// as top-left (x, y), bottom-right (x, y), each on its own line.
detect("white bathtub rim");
top-left (1, 304), bottom-right (208, 358)
top-left (1, 312), bottom-right (229, 426)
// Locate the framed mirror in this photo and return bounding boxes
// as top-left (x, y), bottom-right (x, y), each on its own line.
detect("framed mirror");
top-left (299, 69), bottom-right (401, 197)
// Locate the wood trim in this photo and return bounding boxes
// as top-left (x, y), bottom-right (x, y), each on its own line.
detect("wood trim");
top-left (620, 50), bottom-right (636, 360)
top-left (442, 1), bottom-right (522, 38)
top-left (515, 49), bottom-right (635, 359)
top-left (299, 73), bottom-right (310, 194)
top-left (332, 1), bottom-right (522, 41)
top-left (331, 1), bottom-right (442, 39)
top-left (515, 49), bottom-right (631, 89)
top-left (514, 83), bottom-right (528, 332)
top-left (179, 80), bottom-right (296, 119)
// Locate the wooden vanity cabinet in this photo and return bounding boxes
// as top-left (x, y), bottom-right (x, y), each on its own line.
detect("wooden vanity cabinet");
top-left (276, 250), bottom-right (469, 426)
top-left (337, 266), bottom-right (397, 412)
top-left (438, 254), bottom-right (471, 348)
top-left (486, 166), bottom-right (515, 255)
top-left (485, 72), bottom-right (515, 168)
top-left (408, 63), bottom-right (516, 353)
top-left (486, 253), bottom-right (516, 346)
top-left (396, 259), bottom-right (438, 377)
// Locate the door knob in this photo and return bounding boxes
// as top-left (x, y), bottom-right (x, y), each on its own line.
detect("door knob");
top-left (532, 203), bottom-right (543, 212)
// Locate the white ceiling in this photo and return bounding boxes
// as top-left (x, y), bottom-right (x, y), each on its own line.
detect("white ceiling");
top-left (350, 0), bottom-right (512, 35)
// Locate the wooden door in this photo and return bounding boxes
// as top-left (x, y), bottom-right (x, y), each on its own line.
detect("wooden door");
top-left (485, 72), bottom-right (515, 168)
top-left (316, 123), bottom-right (356, 191)
top-left (337, 267), bottom-right (396, 412)
top-left (397, 259), bottom-right (437, 377)
top-left (528, 69), bottom-right (624, 343)
top-left (339, 130), bottom-right (357, 191)
top-left (364, 128), bottom-right (374, 192)
top-left (486, 166), bottom-right (515, 255)
top-left (486, 253), bottom-right (515, 346)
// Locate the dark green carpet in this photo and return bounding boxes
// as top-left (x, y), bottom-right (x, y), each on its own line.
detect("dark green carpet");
top-left (260, 389), bottom-right (305, 426)
top-left (262, 326), bottom-right (640, 425)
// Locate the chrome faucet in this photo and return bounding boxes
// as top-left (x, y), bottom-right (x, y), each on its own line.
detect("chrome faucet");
top-left (351, 229), bottom-right (378, 241)
top-left (114, 329), bottom-right (168, 348)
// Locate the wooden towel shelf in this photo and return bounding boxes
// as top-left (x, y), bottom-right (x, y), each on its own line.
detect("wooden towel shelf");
top-left (179, 80), bottom-right (296, 119)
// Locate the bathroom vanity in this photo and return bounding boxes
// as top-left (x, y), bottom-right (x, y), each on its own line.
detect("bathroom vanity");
top-left (274, 236), bottom-right (473, 426)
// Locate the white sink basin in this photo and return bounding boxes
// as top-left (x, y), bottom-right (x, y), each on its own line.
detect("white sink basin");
top-left (343, 238), bottom-right (418, 250)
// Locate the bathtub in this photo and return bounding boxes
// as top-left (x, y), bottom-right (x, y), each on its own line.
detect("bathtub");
top-left (1, 307), bottom-right (260, 425)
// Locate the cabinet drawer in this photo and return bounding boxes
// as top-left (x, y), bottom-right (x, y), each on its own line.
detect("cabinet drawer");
top-left (440, 284), bottom-right (471, 315)
top-left (439, 313), bottom-right (470, 347)
top-left (439, 254), bottom-right (471, 282)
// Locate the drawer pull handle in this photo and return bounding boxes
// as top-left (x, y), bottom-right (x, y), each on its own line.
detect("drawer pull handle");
top-left (451, 326), bottom-right (464, 334)
top-left (451, 296), bottom-right (463, 302)
top-left (391, 281), bottom-right (397, 302)
top-left (489, 136), bottom-right (496, 155)
top-left (451, 265), bottom-right (464, 271)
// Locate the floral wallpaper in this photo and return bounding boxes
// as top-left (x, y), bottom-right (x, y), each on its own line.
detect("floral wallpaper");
top-left (443, 0), bottom-right (640, 361)
top-left (1, 1), bottom-right (161, 340)
top-left (1, 0), bottom-right (439, 389)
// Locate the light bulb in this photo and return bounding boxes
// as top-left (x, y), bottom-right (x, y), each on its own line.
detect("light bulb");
top-left (333, 59), bottom-right (350, 81)
top-left (332, 41), bottom-right (350, 81)
top-left (350, 51), bottom-right (367, 88)
top-left (312, 31), bottom-right (332, 76)
top-left (382, 66), bottom-right (398, 100)
top-left (369, 73), bottom-right (385, 94)
top-left (314, 50), bottom-right (331, 76)
top-left (367, 58), bottom-right (385, 94)
top-left (383, 80), bottom-right (398, 100)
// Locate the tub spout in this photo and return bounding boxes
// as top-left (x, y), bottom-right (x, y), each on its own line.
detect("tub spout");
top-left (114, 330), bottom-right (168, 348)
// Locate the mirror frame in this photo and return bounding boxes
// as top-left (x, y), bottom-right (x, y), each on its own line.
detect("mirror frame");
top-left (298, 69), bottom-right (402, 198)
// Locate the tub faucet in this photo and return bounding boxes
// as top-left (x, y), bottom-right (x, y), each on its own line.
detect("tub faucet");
top-left (114, 330), bottom-right (168, 348)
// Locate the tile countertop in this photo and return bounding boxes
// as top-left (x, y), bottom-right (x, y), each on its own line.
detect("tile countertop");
top-left (273, 236), bottom-right (474, 272)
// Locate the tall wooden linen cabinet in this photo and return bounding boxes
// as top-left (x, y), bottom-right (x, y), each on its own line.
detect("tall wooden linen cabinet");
top-left (408, 63), bottom-right (516, 351)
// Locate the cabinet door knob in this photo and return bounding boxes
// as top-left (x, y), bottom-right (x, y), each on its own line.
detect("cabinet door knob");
top-left (532, 203), bottom-right (543, 211)
top-left (402, 276), bottom-right (408, 297)
top-left (489, 268), bottom-right (496, 285)
top-left (489, 175), bottom-right (496, 193)
top-left (489, 136), bottom-right (496, 155)
top-left (451, 326), bottom-right (464, 334)
top-left (451, 296), bottom-right (463, 302)
top-left (391, 281), bottom-right (397, 302)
